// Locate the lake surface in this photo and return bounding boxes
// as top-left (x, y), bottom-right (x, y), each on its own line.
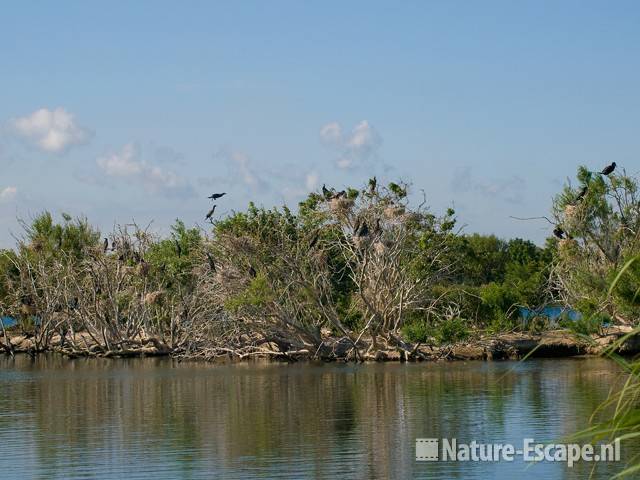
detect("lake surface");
top-left (0, 356), bottom-right (633, 479)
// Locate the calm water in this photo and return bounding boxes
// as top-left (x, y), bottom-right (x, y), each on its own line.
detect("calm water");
top-left (0, 356), bottom-right (633, 479)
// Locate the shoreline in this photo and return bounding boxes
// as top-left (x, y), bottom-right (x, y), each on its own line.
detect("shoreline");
top-left (2, 326), bottom-right (638, 362)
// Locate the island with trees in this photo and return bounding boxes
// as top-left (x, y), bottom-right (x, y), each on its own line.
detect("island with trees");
top-left (1, 167), bottom-right (639, 362)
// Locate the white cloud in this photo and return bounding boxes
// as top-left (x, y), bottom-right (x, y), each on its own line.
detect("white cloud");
top-left (451, 167), bottom-right (526, 204)
top-left (320, 122), bottom-right (343, 145)
top-left (96, 143), bottom-right (194, 197)
top-left (231, 151), bottom-right (262, 188)
top-left (305, 171), bottom-right (319, 190)
top-left (96, 143), bottom-right (142, 177)
top-left (0, 186), bottom-right (17, 202)
top-left (320, 120), bottom-right (382, 169)
top-left (201, 149), bottom-right (270, 193)
top-left (11, 108), bottom-right (91, 153)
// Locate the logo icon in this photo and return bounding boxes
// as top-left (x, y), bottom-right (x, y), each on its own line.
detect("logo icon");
top-left (416, 438), bottom-right (439, 461)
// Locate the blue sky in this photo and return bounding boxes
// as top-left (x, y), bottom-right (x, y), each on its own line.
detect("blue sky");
top-left (1, 1), bottom-right (639, 246)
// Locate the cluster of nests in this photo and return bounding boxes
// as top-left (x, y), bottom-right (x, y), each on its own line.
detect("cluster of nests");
top-left (554, 162), bottom-right (617, 241)
top-left (320, 182), bottom-right (412, 254)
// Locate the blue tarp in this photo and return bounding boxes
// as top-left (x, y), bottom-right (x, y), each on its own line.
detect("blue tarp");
top-left (1, 316), bottom-right (17, 327)
top-left (518, 306), bottom-right (581, 322)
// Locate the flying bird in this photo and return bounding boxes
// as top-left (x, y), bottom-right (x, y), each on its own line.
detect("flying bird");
top-left (208, 192), bottom-right (227, 200)
top-left (205, 205), bottom-right (216, 221)
top-left (600, 162), bottom-right (616, 176)
top-left (103, 238), bottom-right (109, 253)
top-left (206, 252), bottom-right (216, 272)
top-left (553, 226), bottom-right (566, 239)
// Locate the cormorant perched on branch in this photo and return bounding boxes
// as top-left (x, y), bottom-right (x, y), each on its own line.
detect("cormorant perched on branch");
top-left (553, 226), bottom-right (566, 239)
top-left (322, 184), bottom-right (332, 199)
top-left (358, 222), bottom-right (369, 237)
top-left (600, 162), bottom-right (616, 176)
top-left (373, 218), bottom-right (382, 236)
top-left (68, 297), bottom-right (79, 310)
top-left (369, 177), bottom-right (377, 194)
top-left (333, 190), bottom-right (346, 199)
top-left (353, 218), bottom-right (361, 235)
top-left (575, 186), bottom-right (588, 202)
top-left (174, 239), bottom-right (182, 257)
top-left (206, 252), bottom-right (216, 272)
top-left (208, 192), bottom-right (226, 200)
top-left (205, 205), bottom-right (216, 221)
top-left (103, 238), bottom-right (109, 253)
top-left (309, 232), bottom-right (319, 249)
top-left (249, 265), bottom-right (257, 278)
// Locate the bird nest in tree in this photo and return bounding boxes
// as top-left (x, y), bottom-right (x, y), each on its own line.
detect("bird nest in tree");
top-left (558, 238), bottom-right (578, 253)
top-left (564, 204), bottom-right (577, 218)
top-left (372, 241), bottom-right (386, 255)
top-left (328, 197), bottom-right (354, 213)
top-left (384, 205), bottom-right (405, 219)
top-left (143, 290), bottom-right (164, 305)
top-left (352, 235), bottom-right (370, 249)
top-left (400, 212), bottom-right (421, 223)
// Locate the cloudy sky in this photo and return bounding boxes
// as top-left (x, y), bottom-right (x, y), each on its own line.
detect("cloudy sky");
top-left (1, 1), bottom-right (639, 246)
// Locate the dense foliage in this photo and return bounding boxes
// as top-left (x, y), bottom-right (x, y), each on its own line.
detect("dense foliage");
top-left (0, 175), bottom-right (610, 359)
top-left (552, 166), bottom-right (640, 325)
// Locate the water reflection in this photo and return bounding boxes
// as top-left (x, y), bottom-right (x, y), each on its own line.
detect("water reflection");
top-left (0, 356), bottom-right (632, 479)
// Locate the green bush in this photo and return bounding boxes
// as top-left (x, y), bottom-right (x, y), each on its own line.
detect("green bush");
top-left (559, 313), bottom-right (607, 336)
top-left (435, 318), bottom-right (470, 345)
top-left (401, 319), bottom-right (431, 343)
top-left (485, 311), bottom-right (518, 334)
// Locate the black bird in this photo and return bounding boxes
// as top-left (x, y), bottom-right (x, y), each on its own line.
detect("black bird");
top-left (369, 176), bottom-right (377, 194)
top-left (322, 184), bottom-right (333, 199)
top-left (249, 265), bottom-right (257, 278)
top-left (553, 226), bottom-right (566, 239)
top-left (174, 239), bottom-right (182, 257)
top-left (206, 252), bottom-right (216, 272)
top-left (208, 192), bottom-right (227, 200)
top-left (575, 186), bottom-right (588, 202)
top-left (68, 297), bottom-right (79, 310)
top-left (333, 190), bottom-right (346, 199)
top-left (358, 222), bottom-right (369, 237)
top-left (139, 260), bottom-right (150, 277)
top-left (205, 205), bottom-right (216, 221)
top-left (309, 232), bottom-right (319, 249)
top-left (103, 238), bottom-right (109, 253)
top-left (600, 162), bottom-right (617, 176)
top-left (111, 240), bottom-right (118, 252)
top-left (373, 218), bottom-right (382, 236)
